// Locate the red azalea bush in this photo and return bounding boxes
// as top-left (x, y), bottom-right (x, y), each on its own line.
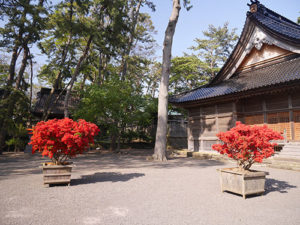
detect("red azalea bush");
top-left (29, 118), bottom-right (100, 164)
top-left (212, 121), bottom-right (283, 170)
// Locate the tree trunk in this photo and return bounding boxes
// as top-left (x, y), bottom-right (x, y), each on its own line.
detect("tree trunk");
top-left (110, 134), bottom-right (116, 151)
top-left (29, 51), bottom-right (33, 108)
top-left (97, 50), bottom-right (103, 86)
top-left (64, 35), bottom-right (93, 118)
top-left (153, 0), bottom-right (181, 161)
top-left (42, 0), bottom-right (74, 120)
top-left (7, 44), bottom-right (21, 89)
top-left (16, 45), bottom-right (29, 90)
top-left (119, 0), bottom-right (142, 80)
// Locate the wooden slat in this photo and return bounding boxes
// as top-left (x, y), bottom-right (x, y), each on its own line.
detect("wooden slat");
top-left (294, 110), bottom-right (300, 140)
top-left (291, 93), bottom-right (300, 107)
top-left (202, 106), bottom-right (215, 116)
top-left (244, 114), bottom-right (264, 126)
top-left (243, 97), bottom-right (262, 113)
top-left (217, 103), bottom-right (232, 114)
top-left (265, 95), bottom-right (288, 110)
top-left (267, 112), bottom-right (291, 140)
top-left (189, 107), bottom-right (200, 117)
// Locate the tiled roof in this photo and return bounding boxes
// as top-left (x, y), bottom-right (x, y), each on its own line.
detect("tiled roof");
top-left (250, 2), bottom-right (300, 42)
top-left (169, 56), bottom-right (300, 103)
top-left (33, 88), bottom-right (78, 117)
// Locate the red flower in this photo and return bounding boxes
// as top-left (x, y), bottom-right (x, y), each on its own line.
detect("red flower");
top-left (29, 118), bottom-right (100, 164)
top-left (212, 121), bottom-right (283, 170)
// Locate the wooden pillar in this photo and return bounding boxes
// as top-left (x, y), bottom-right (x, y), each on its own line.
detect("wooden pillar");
top-left (288, 95), bottom-right (295, 140)
top-left (200, 107), bottom-right (203, 151)
top-left (187, 110), bottom-right (194, 151)
top-left (232, 102), bottom-right (237, 126)
top-left (262, 99), bottom-right (267, 124)
top-left (215, 105), bottom-right (219, 132)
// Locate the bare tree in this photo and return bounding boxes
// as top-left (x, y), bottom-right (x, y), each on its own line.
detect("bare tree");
top-left (153, 0), bottom-right (181, 161)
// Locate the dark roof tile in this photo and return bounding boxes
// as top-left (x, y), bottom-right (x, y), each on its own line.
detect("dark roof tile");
top-left (170, 57), bottom-right (300, 103)
top-left (250, 3), bottom-right (300, 41)
top-left (33, 88), bottom-right (78, 116)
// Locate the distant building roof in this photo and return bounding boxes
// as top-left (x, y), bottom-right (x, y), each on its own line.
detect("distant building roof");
top-left (32, 88), bottom-right (78, 118)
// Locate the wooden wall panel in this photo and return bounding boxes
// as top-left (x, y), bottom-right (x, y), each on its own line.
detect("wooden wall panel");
top-left (294, 110), bottom-right (300, 140)
top-left (201, 118), bottom-right (217, 136)
top-left (203, 140), bottom-right (216, 151)
top-left (267, 112), bottom-right (291, 140)
top-left (265, 95), bottom-right (288, 110)
top-left (217, 103), bottom-right (233, 114)
top-left (244, 114), bottom-right (264, 125)
top-left (202, 106), bottom-right (215, 116)
top-left (189, 107), bottom-right (200, 117)
top-left (191, 128), bottom-right (201, 138)
top-left (291, 93), bottom-right (300, 108)
top-left (244, 97), bottom-right (262, 112)
top-left (189, 118), bottom-right (201, 129)
top-left (218, 116), bottom-right (233, 132)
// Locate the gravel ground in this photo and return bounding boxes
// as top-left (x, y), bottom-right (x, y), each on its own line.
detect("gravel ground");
top-left (0, 149), bottom-right (300, 225)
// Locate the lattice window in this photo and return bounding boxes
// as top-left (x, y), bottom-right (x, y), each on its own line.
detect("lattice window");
top-left (267, 112), bottom-right (291, 140)
top-left (294, 110), bottom-right (300, 140)
top-left (244, 114), bottom-right (264, 125)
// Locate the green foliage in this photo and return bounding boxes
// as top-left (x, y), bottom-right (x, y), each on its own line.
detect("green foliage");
top-left (0, 89), bottom-right (31, 151)
top-left (189, 22), bottom-right (238, 78)
top-left (170, 55), bottom-right (208, 94)
top-left (0, 56), bottom-right (9, 86)
top-left (73, 75), bottom-right (157, 143)
top-left (5, 124), bottom-right (28, 152)
top-left (0, 0), bottom-right (48, 50)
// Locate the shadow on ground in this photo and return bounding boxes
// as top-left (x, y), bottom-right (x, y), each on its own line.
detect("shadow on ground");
top-left (265, 178), bottom-right (297, 194)
top-left (0, 154), bottom-right (47, 179)
top-left (71, 172), bottom-right (145, 185)
top-left (0, 149), bottom-right (227, 179)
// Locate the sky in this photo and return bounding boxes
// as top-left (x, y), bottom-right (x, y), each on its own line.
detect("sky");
top-left (141, 0), bottom-right (300, 58)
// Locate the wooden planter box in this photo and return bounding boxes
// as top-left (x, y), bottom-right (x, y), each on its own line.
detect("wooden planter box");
top-left (218, 168), bottom-right (268, 199)
top-left (42, 163), bottom-right (72, 187)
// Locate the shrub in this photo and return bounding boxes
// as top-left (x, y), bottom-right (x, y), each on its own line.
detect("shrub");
top-left (212, 121), bottom-right (283, 170)
top-left (29, 118), bottom-right (99, 164)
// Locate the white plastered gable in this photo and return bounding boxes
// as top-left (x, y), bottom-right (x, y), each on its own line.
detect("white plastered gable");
top-left (224, 26), bottom-right (300, 80)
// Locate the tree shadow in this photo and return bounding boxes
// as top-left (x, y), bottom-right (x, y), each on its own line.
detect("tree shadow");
top-left (71, 172), bottom-right (145, 186)
top-left (265, 178), bottom-right (297, 194)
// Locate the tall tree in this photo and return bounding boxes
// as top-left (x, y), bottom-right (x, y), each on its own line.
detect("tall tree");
top-left (0, 0), bottom-right (48, 153)
top-left (153, 0), bottom-right (191, 161)
top-left (189, 22), bottom-right (238, 78)
top-left (169, 55), bottom-right (206, 94)
top-left (119, 0), bottom-right (155, 80)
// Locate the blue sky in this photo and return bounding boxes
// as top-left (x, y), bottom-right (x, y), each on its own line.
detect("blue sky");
top-left (1, 0), bottom-right (299, 72)
top-left (141, 0), bottom-right (300, 58)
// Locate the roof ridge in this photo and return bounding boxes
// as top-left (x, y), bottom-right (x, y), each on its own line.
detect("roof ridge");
top-left (255, 2), bottom-right (300, 28)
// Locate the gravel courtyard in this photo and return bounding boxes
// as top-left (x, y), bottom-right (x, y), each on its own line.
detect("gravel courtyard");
top-left (0, 150), bottom-right (300, 225)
